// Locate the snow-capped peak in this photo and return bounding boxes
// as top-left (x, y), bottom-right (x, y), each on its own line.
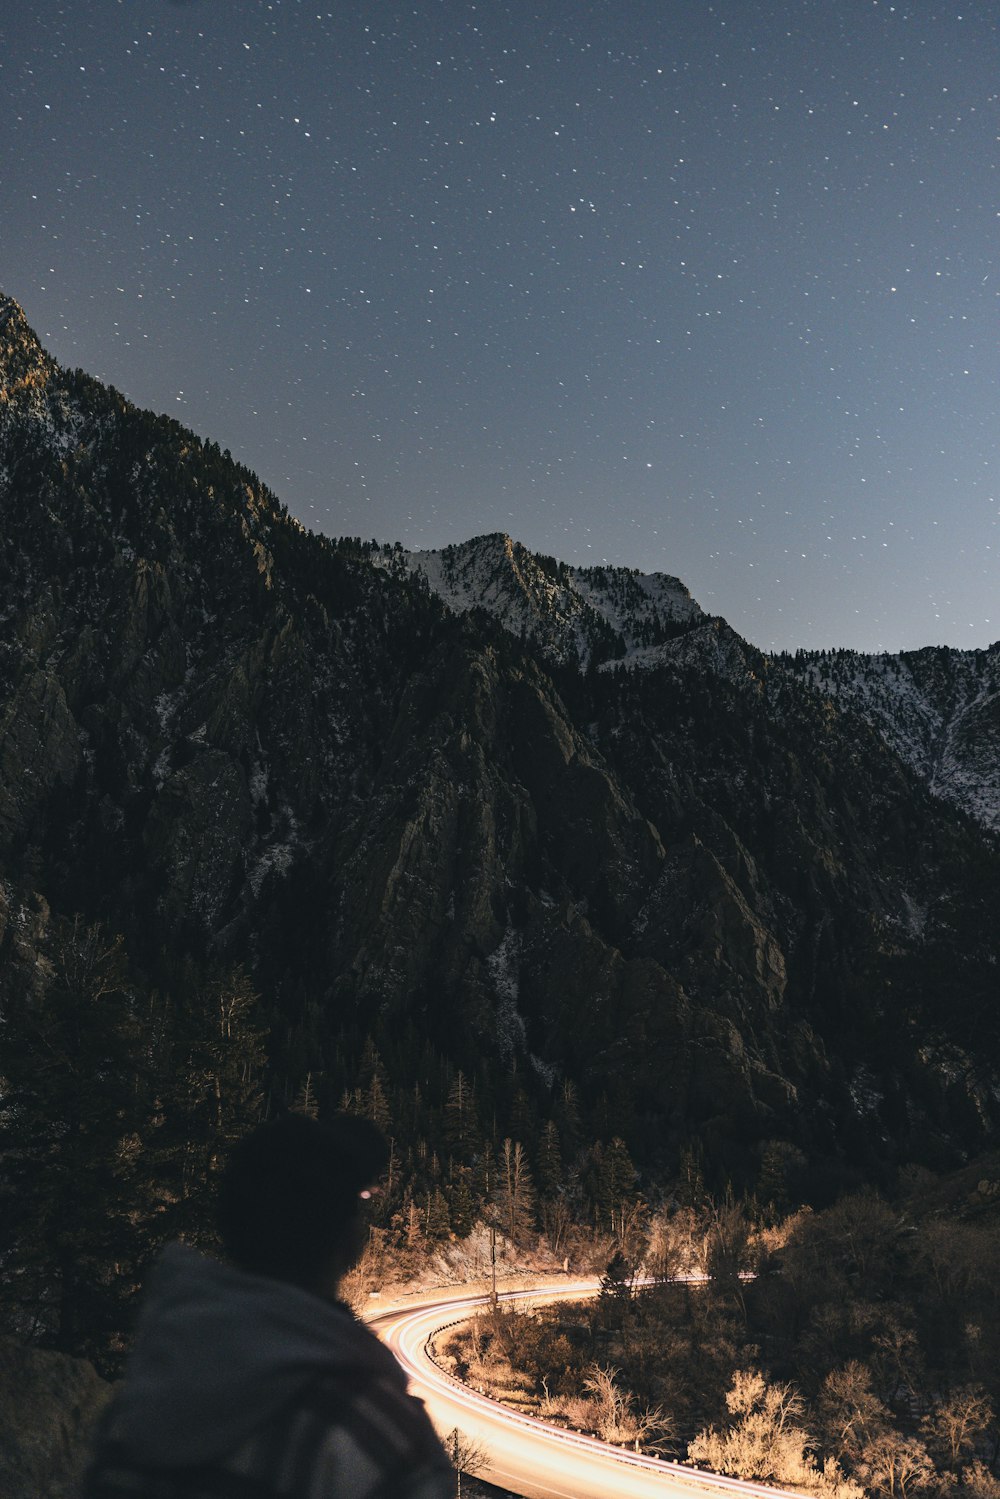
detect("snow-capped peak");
top-left (393, 532), bottom-right (703, 669)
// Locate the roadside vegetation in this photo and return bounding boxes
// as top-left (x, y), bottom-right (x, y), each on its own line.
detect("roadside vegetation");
top-left (424, 1191), bottom-right (1000, 1498)
top-left (2, 925), bottom-right (998, 1497)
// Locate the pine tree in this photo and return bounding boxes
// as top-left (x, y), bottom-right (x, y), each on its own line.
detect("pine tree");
top-left (292, 1071), bottom-right (320, 1119)
top-left (426, 1188), bottom-right (451, 1240)
top-left (603, 1136), bottom-right (638, 1239)
top-left (676, 1142), bottom-right (707, 1209)
top-left (496, 1138), bottom-right (536, 1246)
top-left (445, 1070), bottom-right (479, 1160)
top-left (161, 965), bottom-right (267, 1244)
top-left (537, 1118), bottom-right (564, 1199)
top-left (405, 1197), bottom-right (424, 1249)
top-left (366, 1072), bottom-right (392, 1133)
top-left (507, 1080), bottom-right (536, 1151)
top-left (555, 1079), bottom-right (582, 1161)
top-left (447, 1166), bottom-right (476, 1238)
top-left (357, 1037), bottom-right (392, 1131)
top-left (0, 917), bottom-right (151, 1366)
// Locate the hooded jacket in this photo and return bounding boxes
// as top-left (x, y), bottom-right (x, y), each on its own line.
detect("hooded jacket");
top-left (84, 1244), bottom-right (454, 1499)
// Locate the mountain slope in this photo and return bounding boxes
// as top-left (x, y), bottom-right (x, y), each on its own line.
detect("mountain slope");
top-left (780, 646), bottom-right (1000, 831)
top-left (394, 536), bottom-right (1000, 837)
top-left (386, 533), bottom-right (703, 669)
top-left (1, 292), bottom-right (998, 1206)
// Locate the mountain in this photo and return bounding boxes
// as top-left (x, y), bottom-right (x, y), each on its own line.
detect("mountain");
top-left (391, 540), bottom-right (1000, 838)
top-left (779, 646), bottom-right (1000, 833)
top-left (387, 533), bottom-right (703, 669)
top-left (391, 538), bottom-right (1000, 837)
top-left (1, 291), bottom-right (998, 1211)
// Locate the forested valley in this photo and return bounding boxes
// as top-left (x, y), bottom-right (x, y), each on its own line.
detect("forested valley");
top-left (3, 909), bottom-right (999, 1499)
top-left (437, 1189), bottom-right (1000, 1497)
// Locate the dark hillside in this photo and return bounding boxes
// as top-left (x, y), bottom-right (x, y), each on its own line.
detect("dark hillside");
top-left (1, 293), bottom-right (998, 1362)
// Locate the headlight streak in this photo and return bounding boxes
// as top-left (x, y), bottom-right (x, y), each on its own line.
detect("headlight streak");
top-left (371, 1278), bottom-right (815, 1499)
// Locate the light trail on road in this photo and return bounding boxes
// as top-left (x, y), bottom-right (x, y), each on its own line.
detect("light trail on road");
top-left (367, 1281), bottom-right (814, 1499)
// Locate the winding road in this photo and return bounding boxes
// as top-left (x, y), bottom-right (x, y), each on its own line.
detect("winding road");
top-left (367, 1281), bottom-right (812, 1499)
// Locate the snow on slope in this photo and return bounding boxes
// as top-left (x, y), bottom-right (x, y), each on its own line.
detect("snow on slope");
top-left (394, 532), bottom-right (703, 668)
top-left (788, 645), bottom-right (1000, 832)
top-left (390, 533), bottom-right (1000, 834)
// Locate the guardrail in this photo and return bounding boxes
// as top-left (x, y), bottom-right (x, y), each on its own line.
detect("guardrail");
top-left (396, 1281), bottom-right (819, 1499)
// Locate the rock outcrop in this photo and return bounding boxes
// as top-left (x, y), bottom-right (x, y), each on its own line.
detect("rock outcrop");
top-left (0, 1338), bottom-right (111, 1499)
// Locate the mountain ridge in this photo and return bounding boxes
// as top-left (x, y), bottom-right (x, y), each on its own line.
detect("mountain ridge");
top-left (780, 645), bottom-right (1000, 832)
top-left (4, 286), bottom-right (993, 838)
top-left (386, 532), bottom-right (704, 670)
top-left (1, 293), bottom-right (997, 1214)
top-left (372, 527), bottom-right (1000, 833)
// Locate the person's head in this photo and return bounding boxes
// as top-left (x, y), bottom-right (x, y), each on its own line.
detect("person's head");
top-left (218, 1112), bottom-right (388, 1294)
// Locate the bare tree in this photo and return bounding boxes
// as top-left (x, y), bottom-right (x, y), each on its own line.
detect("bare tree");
top-left (446, 1427), bottom-right (490, 1499)
top-left (690, 1370), bottom-right (863, 1495)
top-left (856, 1432), bottom-right (936, 1497)
top-left (960, 1459), bottom-right (1000, 1497)
top-left (705, 1198), bottom-right (753, 1316)
top-left (910, 1218), bottom-right (992, 1305)
top-left (817, 1360), bottom-right (891, 1463)
top-left (921, 1385), bottom-right (995, 1469)
top-left (540, 1193), bottom-right (573, 1254)
top-left (871, 1316), bottom-right (923, 1404)
top-left (582, 1362), bottom-right (634, 1444)
top-left (291, 1071), bottom-right (319, 1119)
top-left (645, 1206), bottom-right (703, 1281)
top-left (581, 1363), bottom-right (676, 1454)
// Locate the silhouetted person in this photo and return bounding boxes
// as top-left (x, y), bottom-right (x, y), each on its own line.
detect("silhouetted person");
top-left (84, 1114), bottom-right (454, 1498)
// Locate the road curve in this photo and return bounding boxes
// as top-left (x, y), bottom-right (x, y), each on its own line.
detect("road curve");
top-left (367, 1282), bottom-right (812, 1499)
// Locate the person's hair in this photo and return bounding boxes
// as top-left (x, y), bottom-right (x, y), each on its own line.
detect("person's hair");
top-left (217, 1112), bottom-right (388, 1287)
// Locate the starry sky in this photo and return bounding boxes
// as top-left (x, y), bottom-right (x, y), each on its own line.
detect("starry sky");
top-left (5, 1), bottom-right (1000, 652)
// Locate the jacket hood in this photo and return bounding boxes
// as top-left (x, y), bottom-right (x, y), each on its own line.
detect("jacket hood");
top-left (106, 1243), bottom-right (401, 1467)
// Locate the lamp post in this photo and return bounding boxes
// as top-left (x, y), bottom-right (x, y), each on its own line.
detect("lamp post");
top-left (489, 1222), bottom-right (497, 1308)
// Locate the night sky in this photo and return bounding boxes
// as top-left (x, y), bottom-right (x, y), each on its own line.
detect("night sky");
top-left (5, 2), bottom-right (1000, 653)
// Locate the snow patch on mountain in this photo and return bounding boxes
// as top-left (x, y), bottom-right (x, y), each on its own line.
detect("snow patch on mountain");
top-left (601, 616), bottom-right (760, 683)
top-left (393, 532), bottom-right (703, 669)
top-left (488, 924), bottom-right (527, 1059)
top-left (783, 645), bottom-right (1000, 832)
top-left (248, 806), bottom-right (301, 897)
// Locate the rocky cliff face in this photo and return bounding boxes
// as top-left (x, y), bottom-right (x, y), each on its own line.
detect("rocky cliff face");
top-left (1, 292), bottom-right (998, 1191)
